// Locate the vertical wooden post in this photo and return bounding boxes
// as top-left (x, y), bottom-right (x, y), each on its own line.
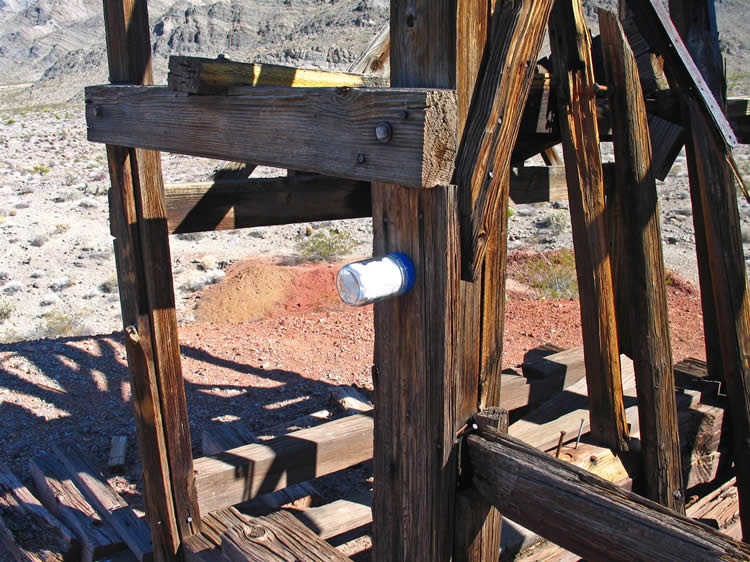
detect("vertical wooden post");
top-left (372, 2), bottom-right (459, 560)
top-left (599, 9), bottom-right (684, 513)
top-left (454, 2), bottom-right (505, 560)
top-left (102, 0), bottom-right (201, 556)
top-left (548, 0), bottom-right (630, 452)
top-left (667, 0), bottom-right (724, 384)
top-left (670, 0), bottom-right (750, 539)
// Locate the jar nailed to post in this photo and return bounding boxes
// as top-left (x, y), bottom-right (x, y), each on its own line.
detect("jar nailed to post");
top-left (336, 253), bottom-right (415, 306)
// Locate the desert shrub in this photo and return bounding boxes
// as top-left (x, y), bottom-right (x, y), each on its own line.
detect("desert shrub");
top-left (524, 249), bottom-right (578, 299)
top-left (37, 309), bottom-right (89, 339)
top-left (295, 228), bottom-right (355, 262)
top-left (0, 300), bottom-right (14, 322)
top-left (29, 233), bottom-right (49, 247)
top-left (31, 164), bottom-right (50, 175)
top-left (54, 224), bottom-right (70, 234)
top-left (99, 272), bottom-right (119, 294)
top-left (537, 211), bottom-right (569, 236)
top-left (180, 270), bottom-right (225, 292)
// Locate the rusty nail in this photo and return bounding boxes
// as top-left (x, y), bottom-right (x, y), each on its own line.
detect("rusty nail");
top-left (555, 431), bottom-right (566, 458)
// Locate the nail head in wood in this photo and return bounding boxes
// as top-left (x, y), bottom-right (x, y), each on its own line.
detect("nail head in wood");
top-left (375, 121), bottom-right (393, 143)
top-left (357, 153), bottom-right (367, 164)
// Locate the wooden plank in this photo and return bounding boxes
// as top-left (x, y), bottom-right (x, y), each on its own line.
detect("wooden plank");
top-left (509, 354), bottom-right (636, 452)
top-left (202, 424), bottom-right (258, 457)
top-left (107, 436), bottom-right (128, 472)
top-left (599, 9), bottom-right (684, 513)
top-left (165, 175), bottom-right (371, 234)
top-left (688, 477), bottom-right (742, 541)
top-left (288, 498), bottom-right (372, 541)
top-left (168, 56), bottom-right (387, 94)
top-left (679, 403), bottom-right (725, 489)
top-left (52, 444), bottom-right (153, 561)
top-left (0, 463), bottom-right (77, 562)
top-left (193, 413), bottom-right (373, 514)
top-left (30, 454), bottom-right (124, 562)
top-left (511, 72), bottom-right (560, 164)
top-left (222, 510), bottom-right (351, 561)
top-left (626, 0), bottom-right (736, 148)
top-left (508, 166), bottom-right (568, 204)
top-left (464, 426), bottom-right (750, 561)
top-left (453, 0), bottom-right (554, 279)
top-left (86, 85), bottom-right (457, 189)
top-left (347, 22), bottom-right (390, 76)
top-left (674, 357), bottom-right (723, 398)
top-left (102, 0), bottom-right (197, 555)
top-left (548, 0), bottom-right (630, 452)
top-left (522, 346), bottom-right (586, 383)
top-left (648, 115), bottom-right (685, 181)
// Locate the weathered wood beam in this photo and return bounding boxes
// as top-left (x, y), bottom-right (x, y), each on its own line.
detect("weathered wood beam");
top-left (168, 56), bottom-right (387, 94)
top-left (221, 511), bottom-right (352, 561)
top-left (53, 444), bottom-right (153, 561)
top-left (0, 462), bottom-right (78, 561)
top-left (599, 9), bottom-right (684, 513)
top-left (101, 0), bottom-right (200, 555)
top-left (30, 455), bottom-right (125, 562)
top-left (626, 0), bottom-right (737, 148)
top-left (193, 413), bottom-right (373, 514)
top-left (165, 175), bottom-right (371, 234)
top-left (464, 426), bottom-right (750, 561)
top-left (86, 85), bottom-right (457, 189)
top-left (453, 0), bottom-right (554, 280)
top-left (549, 0), bottom-right (630, 452)
top-left (669, 0), bottom-right (726, 388)
top-left (670, 0), bottom-right (750, 540)
top-left (288, 498), bottom-right (372, 541)
top-left (347, 22), bottom-right (390, 76)
top-left (685, 97), bottom-right (750, 541)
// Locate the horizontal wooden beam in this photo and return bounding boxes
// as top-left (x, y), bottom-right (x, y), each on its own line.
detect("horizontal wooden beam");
top-left (166, 166), bottom-right (573, 234)
top-left (85, 85), bottom-right (457, 188)
top-left (165, 175), bottom-right (371, 234)
top-left (289, 498), bottom-right (372, 540)
top-left (168, 56), bottom-right (388, 94)
top-left (465, 426), bottom-right (750, 561)
top-left (193, 413), bottom-right (373, 514)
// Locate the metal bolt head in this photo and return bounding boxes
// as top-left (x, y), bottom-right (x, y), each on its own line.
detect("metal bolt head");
top-left (357, 153), bottom-right (367, 164)
top-left (375, 121), bottom-right (393, 143)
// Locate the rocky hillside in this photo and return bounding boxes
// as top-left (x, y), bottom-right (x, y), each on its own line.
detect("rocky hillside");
top-left (1, 0), bottom-right (747, 106)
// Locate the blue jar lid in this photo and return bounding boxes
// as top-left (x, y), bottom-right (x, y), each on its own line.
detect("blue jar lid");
top-left (390, 252), bottom-right (415, 295)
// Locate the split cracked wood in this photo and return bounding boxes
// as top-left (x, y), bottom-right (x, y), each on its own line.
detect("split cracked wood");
top-left (86, 85), bottom-right (457, 188)
top-left (548, 0), bottom-right (630, 452)
top-left (599, 8), bottom-right (684, 513)
top-left (453, 0), bottom-right (555, 280)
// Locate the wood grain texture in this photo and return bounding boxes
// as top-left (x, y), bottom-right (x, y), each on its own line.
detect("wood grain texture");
top-left (685, 97), bottom-right (750, 541)
top-left (102, 0), bottom-right (194, 556)
top-left (371, 183), bottom-right (460, 561)
top-left (453, 0), bottom-right (555, 279)
top-left (464, 427), bottom-right (750, 561)
top-left (165, 175), bottom-right (371, 234)
top-left (30, 455), bottom-right (124, 562)
top-left (86, 85), bottom-right (457, 189)
top-left (0, 463), bottom-right (77, 562)
top-left (107, 436), bottom-right (128, 471)
top-left (599, 9), bottom-right (683, 513)
top-left (549, 0), bottom-right (630, 452)
top-left (193, 413), bottom-right (374, 514)
top-left (168, 56), bottom-right (387, 94)
top-left (53, 444), bottom-right (153, 561)
top-left (287, 498), bottom-right (372, 541)
top-left (221, 510), bottom-right (351, 561)
top-left (347, 22), bottom-right (390, 76)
